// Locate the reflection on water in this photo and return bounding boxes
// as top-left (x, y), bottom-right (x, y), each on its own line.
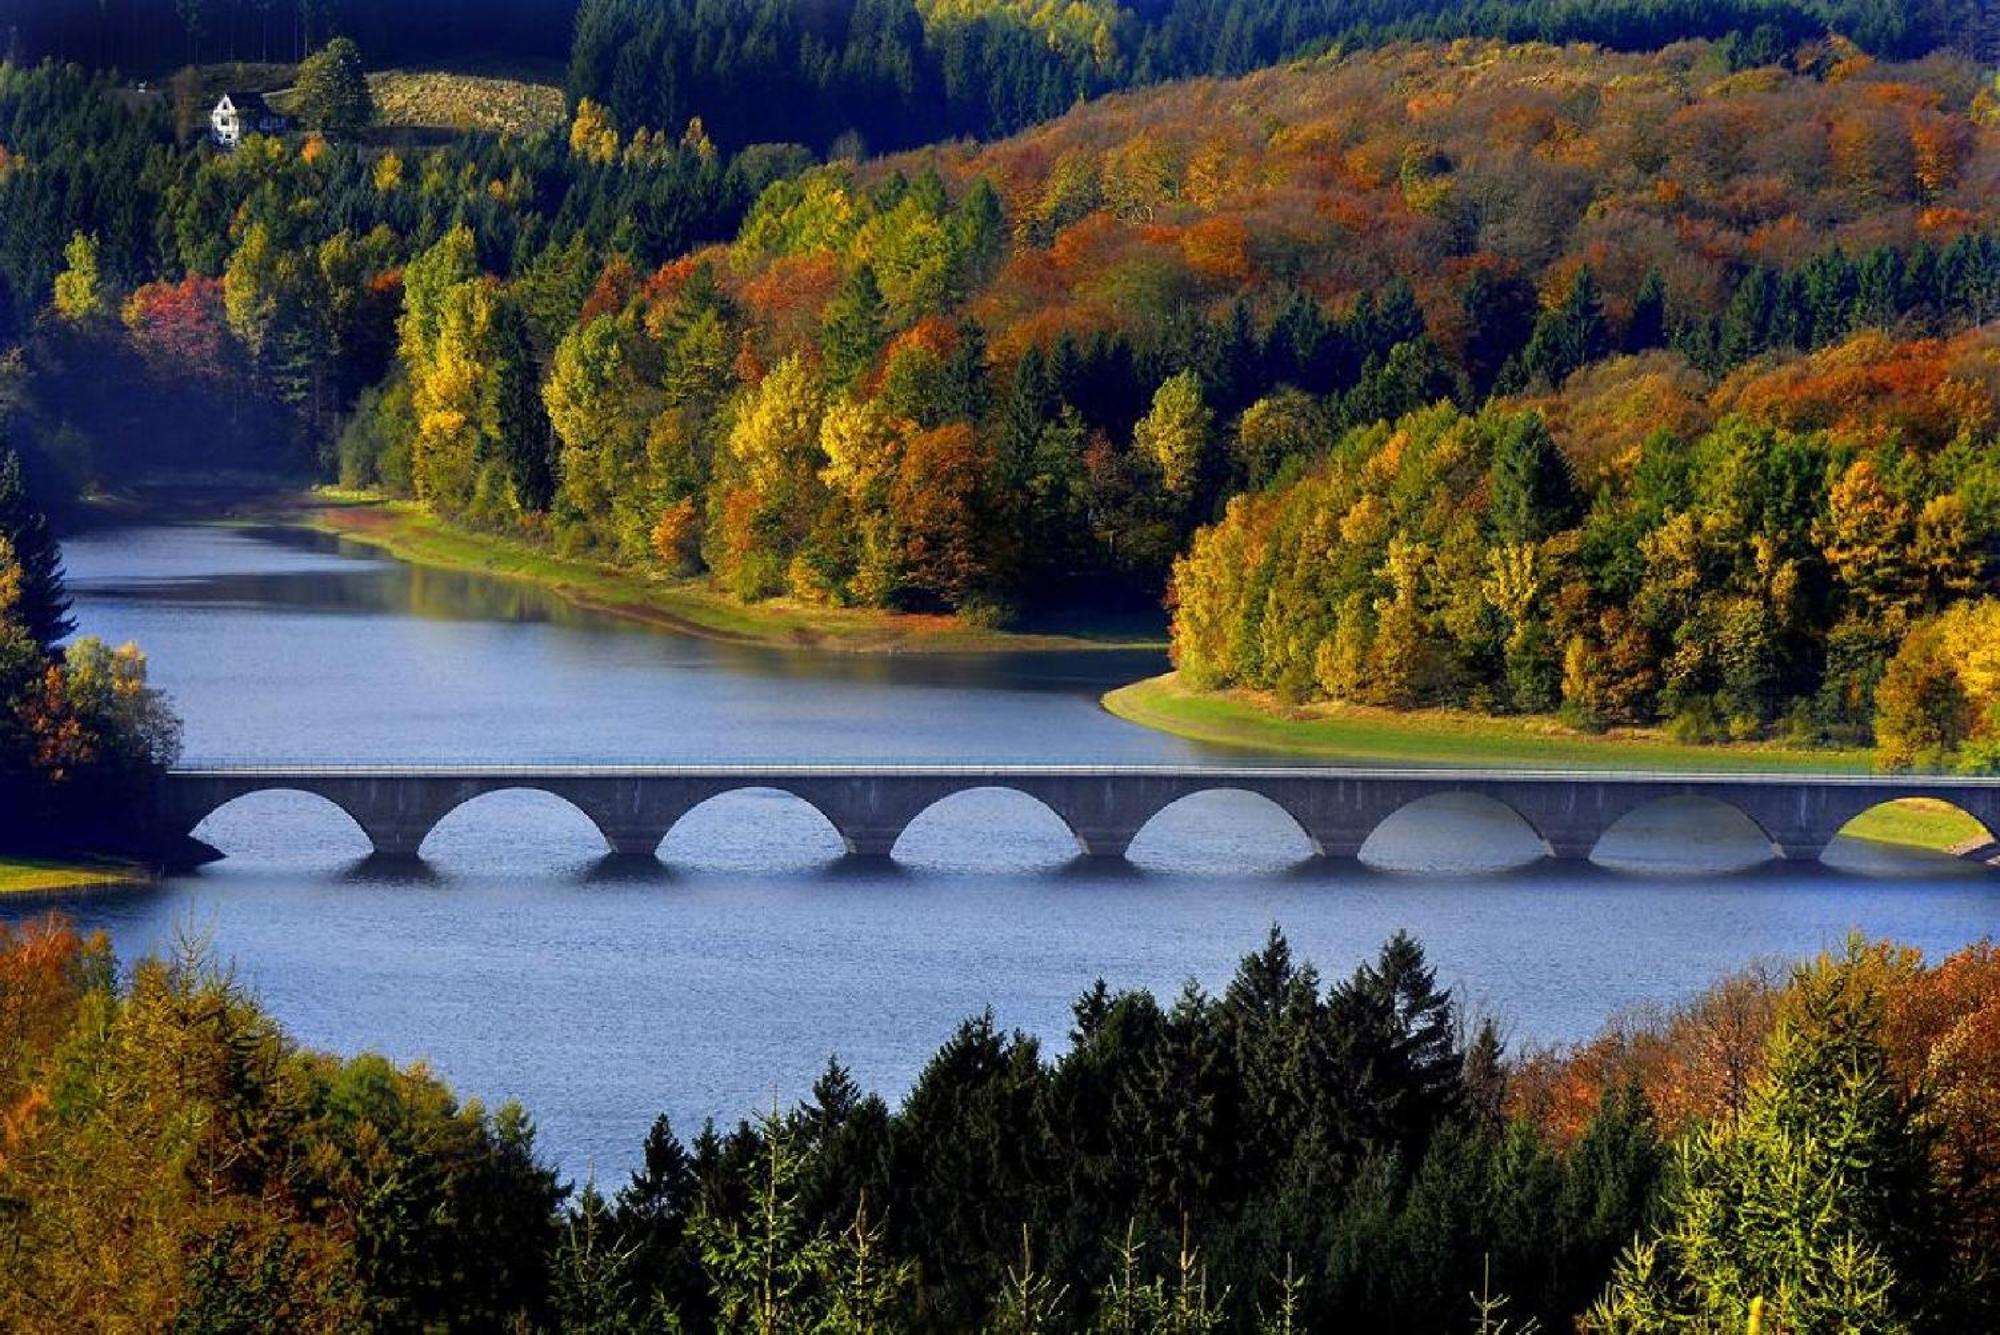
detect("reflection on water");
top-left (14, 522), bottom-right (1995, 1179)
top-left (63, 524), bottom-right (1182, 764)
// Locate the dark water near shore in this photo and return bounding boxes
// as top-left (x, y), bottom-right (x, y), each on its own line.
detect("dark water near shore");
top-left (6, 523), bottom-right (1993, 1180)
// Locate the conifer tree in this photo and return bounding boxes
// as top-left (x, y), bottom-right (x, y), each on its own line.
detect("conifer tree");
top-left (1625, 271), bottom-right (1667, 352)
top-left (823, 265), bottom-right (887, 391)
top-left (1590, 940), bottom-right (1945, 1333)
top-left (1487, 414), bottom-right (1579, 547)
top-left (991, 1225), bottom-right (1067, 1334)
top-left (0, 443), bottom-right (73, 652)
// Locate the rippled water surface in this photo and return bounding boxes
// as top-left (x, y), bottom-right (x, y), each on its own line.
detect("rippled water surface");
top-left (7, 522), bottom-right (1992, 1178)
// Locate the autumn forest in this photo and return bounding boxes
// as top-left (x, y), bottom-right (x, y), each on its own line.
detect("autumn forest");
top-left (8, 7), bottom-right (2000, 765)
top-left (1, 0), bottom-right (1999, 1329)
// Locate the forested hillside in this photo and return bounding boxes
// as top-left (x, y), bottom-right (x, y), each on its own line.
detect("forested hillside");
top-left (4, 29), bottom-right (2000, 755)
top-left (12, 0), bottom-right (1991, 151)
top-left (350, 41), bottom-right (2000, 695)
top-left (0, 59), bottom-right (805, 495)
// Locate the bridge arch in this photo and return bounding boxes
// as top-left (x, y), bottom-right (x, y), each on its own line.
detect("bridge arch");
top-left (1361, 791), bottom-right (1549, 871)
top-left (893, 786), bottom-right (1086, 866)
top-left (1127, 788), bottom-right (1320, 866)
top-left (189, 787), bottom-right (377, 862)
top-left (424, 787), bottom-right (625, 861)
top-left (1830, 797), bottom-right (1996, 863)
top-left (1593, 795), bottom-right (1784, 870)
top-left (659, 786), bottom-right (849, 864)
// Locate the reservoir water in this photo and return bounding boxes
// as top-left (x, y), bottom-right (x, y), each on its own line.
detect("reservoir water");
top-left (7, 522), bottom-right (1995, 1180)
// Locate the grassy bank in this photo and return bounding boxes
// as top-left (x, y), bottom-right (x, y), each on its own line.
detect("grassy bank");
top-left (299, 494), bottom-right (1165, 654)
top-left (0, 858), bottom-right (149, 896)
top-left (1103, 673), bottom-right (1876, 772)
top-left (1103, 673), bottom-right (1992, 854)
top-left (1841, 800), bottom-right (1993, 854)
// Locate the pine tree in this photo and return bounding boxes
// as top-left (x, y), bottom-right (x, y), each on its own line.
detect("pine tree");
top-left (822, 264), bottom-right (887, 391)
top-left (1520, 268), bottom-right (1610, 386)
top-left (1256, 1255), bottom-right (1305, 1335)
top-left (1462, 1019), bottom-right (1507, 1125)
top-left (1462, 266), bottom-right (1540, 393)
top-left (691, 1109), bottom-right (836, 1333)
top-left (1591, 940), bottom-right (1946, 1333)
top-left (0, 444), bottom-right (73, 652)
top-left (990, 1225), bottom-right (1067, 1334)
top-left (1625, 271), bottom-right (1667, 352)
top-left (482, 293), bottom-right (554, 511)
top-left (1092, 1220), bottom-right (1170, 1334)
top-left (613, 1114), bottom-right (703, 1320)
top-left (1487, 414), bottom-right (1579, 546)
top-left (1326, 931), bottom-right (1465, 1155)
top-left (551, 1184), bottom-right (647, 1333)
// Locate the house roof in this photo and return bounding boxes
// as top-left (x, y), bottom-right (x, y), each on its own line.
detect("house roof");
top-left (216, 91), bottom-right (276, 116)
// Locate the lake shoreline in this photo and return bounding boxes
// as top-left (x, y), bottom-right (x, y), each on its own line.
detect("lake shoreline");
top-left (290, 493), bottom-right (1169, 656)
top-left (1102, 672), bottom-right (1989, 854)
top-left (0, 857), bottom-right (152, 897)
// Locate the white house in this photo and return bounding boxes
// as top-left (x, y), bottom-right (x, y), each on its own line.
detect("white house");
top-left (210, 91), bottom-right (287, 149)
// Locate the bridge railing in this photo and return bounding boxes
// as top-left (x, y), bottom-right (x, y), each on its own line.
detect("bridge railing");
top-left (165, 761), bottom-right (2000, 789)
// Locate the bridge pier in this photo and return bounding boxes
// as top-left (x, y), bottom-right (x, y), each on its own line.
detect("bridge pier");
top-left (596, 830), bottom-right (665, 859)
top-left (1070, 828), bottom-right (1143, 859)
top-left (838, 829), bottom-right (905, 859)
top-left (358, 824), bottom-right (430, 860)
top-left (1543, 837), bottom-right (1600, 862)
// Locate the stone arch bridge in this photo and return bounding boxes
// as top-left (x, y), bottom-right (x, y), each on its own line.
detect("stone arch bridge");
top-left (159, 766), bottom-right (2000, 866)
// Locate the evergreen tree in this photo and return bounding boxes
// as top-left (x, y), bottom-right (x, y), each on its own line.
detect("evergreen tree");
top-left (823, 264), bottom-right (888, 391)
top-left (1592, 940), bottom-right (1947, 1333)
top-left (1461, 266), bottom-right (1540, 394)
top-left (1520, 268), bottom-right (1610, 386)
top-left (1326, 931), bottom-right (1465, 1157)
top-left (1719, 265), bottom-right (1781, 364)
top-left (483, 293), bottom-right (555, 511)
top-left (1625, 270), bottom-right (1667, 352)
top-left (1487, 413), bottom-right (1579, 547)
top-left (613, 1114), bottom-right (705, 1321)
top-left (0, 444), bottom-right (74, 652)
top-left (1262, 289), bottom-right (1337, 394)
top-left (550, 1184), bottom-right (645, 1334)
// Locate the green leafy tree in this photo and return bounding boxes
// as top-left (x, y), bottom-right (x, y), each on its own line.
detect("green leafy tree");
top-left (1874, 621), bottom-right (1974, 770)
top-left (294, 37), bottom-right (374, 135)
top-left (1136, 370), bottom-right (1212, 498)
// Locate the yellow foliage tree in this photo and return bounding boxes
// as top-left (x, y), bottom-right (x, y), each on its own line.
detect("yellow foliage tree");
top-left (51, 232), bottom-right (104, 323)
top-left (569, 97), bottom-right (620, 164)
